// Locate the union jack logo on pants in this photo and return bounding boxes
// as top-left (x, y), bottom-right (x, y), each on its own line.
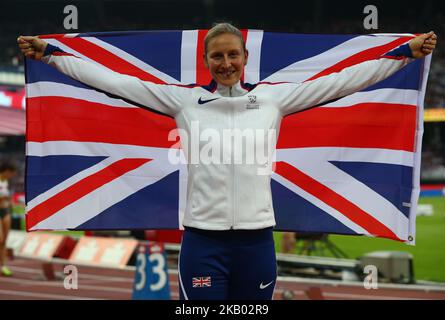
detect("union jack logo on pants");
top-left (192, 276), bottom-right (212, 288)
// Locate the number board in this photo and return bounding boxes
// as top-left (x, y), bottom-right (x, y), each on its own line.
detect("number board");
top-left (132, 242), bottom-right (171, 300)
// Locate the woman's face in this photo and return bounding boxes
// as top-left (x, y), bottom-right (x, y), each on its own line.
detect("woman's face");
top-left (204, 33), bottom-right (248, 87)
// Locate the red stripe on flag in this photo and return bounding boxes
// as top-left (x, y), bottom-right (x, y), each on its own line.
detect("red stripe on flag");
top-left (306, 36), bottom-right (413, 81)
top-left (277, 103), bottom-right (417, 151)
top-left (274, 161), bottom-right (402, 241)
top-left (26, 96), bottom-right (178, 148)
top-left (56, 37), bottom-right (166, 84)
top-left (379, 56), bottom-right (405, 60)
top-left (26, 158), bottom-right (151, 230)
top-left (196, 29), bottom-right (211, 86)
top-left (52, 51), bottom-right (76, 57)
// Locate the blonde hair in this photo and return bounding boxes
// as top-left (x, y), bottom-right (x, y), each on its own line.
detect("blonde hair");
top-left (204, 23), bottom-right (246, 56)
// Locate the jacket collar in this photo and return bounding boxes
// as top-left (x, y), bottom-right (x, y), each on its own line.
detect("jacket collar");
top-left (205, 80), bottom-right (249, 97)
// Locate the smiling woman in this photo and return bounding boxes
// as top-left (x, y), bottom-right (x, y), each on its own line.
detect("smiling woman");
top-left (17, 23), bottom-right (437, 300)
top-left (203, 23), bottom-right (248, 87)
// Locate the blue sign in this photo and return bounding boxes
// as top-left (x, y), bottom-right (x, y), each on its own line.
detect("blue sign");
top-left (132, 242), bottom-right (171, 300)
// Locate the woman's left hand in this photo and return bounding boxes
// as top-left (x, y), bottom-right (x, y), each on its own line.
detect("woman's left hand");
top-left (409, 31), bottom-right (438, 58)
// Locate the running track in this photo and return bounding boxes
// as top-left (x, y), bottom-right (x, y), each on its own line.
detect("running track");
top-left (1, 257), bottom-right (445, 300)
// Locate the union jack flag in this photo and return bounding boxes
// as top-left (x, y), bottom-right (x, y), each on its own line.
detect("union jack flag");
top-left (192, 276), bottom-right (212, 288)
top-left (24, 30), bottom-right (431, 244)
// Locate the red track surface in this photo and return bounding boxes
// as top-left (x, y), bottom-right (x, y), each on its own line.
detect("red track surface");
top-left (1, 257), bottom-right (445, 300)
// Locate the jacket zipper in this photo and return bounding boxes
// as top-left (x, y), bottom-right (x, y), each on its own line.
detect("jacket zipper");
top-left (229, 86), bottom-right (236, 229)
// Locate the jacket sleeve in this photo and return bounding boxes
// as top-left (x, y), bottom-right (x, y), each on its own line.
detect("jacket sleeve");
top-left (41, 44), bottom-right (189, 117)
top-left (273, 43), bottom-right (414, 116)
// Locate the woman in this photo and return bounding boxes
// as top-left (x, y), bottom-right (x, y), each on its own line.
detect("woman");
top-left (0, 162), bottom-right (17, 277)
top-left (18, 24), bottom-right (436, 299)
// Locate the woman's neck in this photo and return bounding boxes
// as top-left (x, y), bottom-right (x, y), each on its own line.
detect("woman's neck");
top-left (216, 81), bottom-right (246, 97)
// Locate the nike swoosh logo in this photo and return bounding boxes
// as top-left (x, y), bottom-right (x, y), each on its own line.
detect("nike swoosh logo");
top-left (198, 97), bottom-right (220, 105)
top-left (259, 281), bottom-right (274, 290)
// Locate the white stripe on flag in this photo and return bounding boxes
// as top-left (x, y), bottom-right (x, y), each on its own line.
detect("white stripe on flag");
top-left (322, 88), bottom-right (419, 108)
top-left (278, 148), bottom-right (410, 241)
top-left (271, 172), bottom-right (369, 235)
top-left (45, 39), bottom-right (97, 65)
top-left (26, 142), bottom-right (179, 212)
top-left (244, 30), bottom-right (263, 84)
top-left (276, 147), bottom-right (414, 167)
top-left (26, 156), bottom-right (118, 212)
top-left (26, 141), bottom-right (173, 158)
top-left (370, 33), bottom-right (416, 37)
top-left (84, 37), bottom-right (180, 84)
top-left (28, 83), bottom-right (418, 113)
top-left (181, 30), bottom-right (199, 84)
top-left (30, 158), bottom-right (178, 230)
top-left (63, 33), bottom-right (80, 38)
top-left (26, 82), bottom-right (137, 108)
top-left (264, 35), bottom-right (408, 83)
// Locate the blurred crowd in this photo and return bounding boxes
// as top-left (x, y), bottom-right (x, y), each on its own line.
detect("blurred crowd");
top-left (0, 137), bottom-right (25, 194)
top-left (421, 146), bottom-right (445, 180)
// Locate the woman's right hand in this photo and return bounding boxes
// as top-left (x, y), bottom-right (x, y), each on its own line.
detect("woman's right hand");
top-left (17, 36), bottom-right (48, 60)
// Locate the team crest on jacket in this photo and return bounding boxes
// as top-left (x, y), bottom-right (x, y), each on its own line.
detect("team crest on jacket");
top-left (246, 95), bottom-right (259, 109)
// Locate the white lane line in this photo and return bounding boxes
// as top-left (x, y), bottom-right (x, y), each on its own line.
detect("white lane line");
top-left (273, 288), bottom-right (428, 300)
top-left (9, 265), bottom-right (180, 289)
top-left (10, 265), bottom-right (179, 283)
top-left (10, 265), bottom-right (134, 282)
top-left (323, 292), bottom-right (427, 300)
top-left (0, 289), bottom-right (100, 300)
top-left (0, 277), bottom-right (132, 294)
top-left (276, 275), bottom-right (445, 292)
top-left (274, 289), bottom-right (306, 296)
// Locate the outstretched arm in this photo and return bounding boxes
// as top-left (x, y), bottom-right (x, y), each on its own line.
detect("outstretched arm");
top-left (17, 36), bottom-right (188, 117)
top-left (275, 32), bottom-right (437, 116)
